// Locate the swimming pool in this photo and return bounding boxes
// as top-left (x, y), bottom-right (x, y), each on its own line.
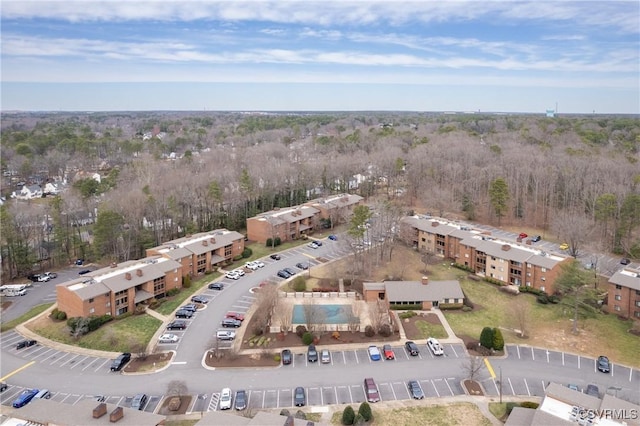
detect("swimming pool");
top-left (291, 304), bottom-right (358, 324)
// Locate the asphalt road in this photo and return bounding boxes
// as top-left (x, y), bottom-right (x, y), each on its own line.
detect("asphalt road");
top-left (1, 234), bottom-right (638, 413)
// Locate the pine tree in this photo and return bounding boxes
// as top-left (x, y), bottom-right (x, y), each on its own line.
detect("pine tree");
top-left (492, 327), bottom-right (504, 350)
top-left (480, 327), bottom-right (494, 349)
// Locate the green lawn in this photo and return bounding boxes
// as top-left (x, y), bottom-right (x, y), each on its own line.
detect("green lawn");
top-left (330, 403), bottom-right (492, 426)
top-left (154, 273), bottom-right (219, 315)
top-left (30, 313), bottom-right (161, 353)
top-left (0, 303), bottom-right (54, 332)
top-left (414, 320), bottom-right (448, 339)
top-left (242, 239), bottom-right (309, 263)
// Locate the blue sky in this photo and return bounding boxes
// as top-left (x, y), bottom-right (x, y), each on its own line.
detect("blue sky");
top-left (1, 1), bottom-right (638, 113)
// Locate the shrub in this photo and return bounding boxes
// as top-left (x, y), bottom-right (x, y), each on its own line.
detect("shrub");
top-left (520, 401), bottom-right (539, 409)
top-left (492, 328), bottom-right (504, 351)
top-left (279, 409), bottom-right (290, 417)
top-left (302, 332), bottom-right (314, 345)
top-left (536, 295), bottom-right (549, 304)
top-left (182, 275), bottom-right (191, 288)
top-left (294, 410), bottom-right (307, 420)
top-left (167, 288), bottom-right (180, 297)
top-left (295, 325), bottom-right (307, 337)
top-left (253, 324), bottom-right (264, 336)
top-left (462, 306), bottom-right (472, 312)
top-left (548, 295), bottom-right (560, 304)
top-left (293, 276), bottom-right (306, 292)
top-left (479, 327), bottom-right (494, 349)
top-left (274, 237), bottom-right (281, 246)
top-left (87, 315), bottom-right (113, 332)
top-left (56, 311), bottom-right (67, 320)
top-left (399, 311), bottom-right (417, 319)
top-left (266, 238), bottom-right (273, 247)
top-left (342, 405), bottom-right (355, 425)
top-left (390, 304), bottom-right (422, 310)
top-left (506, 402), bottom-right (519, 415)
top-left (353, 414), bottom-right (365, 425)
top-left (358, 401), bottom-right (372, 422)
top-left (50, 308), bottom-right (59, 318)
top-left (242, 248), bottom-right (252, 258)
top-left (378, 323), bottom-right (392, 337)
top-left (364, 325), bottom-right (375, 337)
top-left (273, 354), bottom-right (281, 362)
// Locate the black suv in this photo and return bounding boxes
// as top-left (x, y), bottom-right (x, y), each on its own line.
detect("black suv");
top-left (110, 353), bottom-right (131, 371)
top-left (282, 349), bottom-right (292, 365)
top-left (221, 318), bottom-right (241, 328)
top-left (16, 340), bottom-right (37, 349)
top-left (208, 282), bottom-right (224, 290)
top-left (175, 309), bottom-right (193, 319)
top-left (597, 355), bottom-right (610, 373)
top-left (167, 320), bottom-right (187, 330)
top-left (307, 344), bottom-right (318, 362)
top-left (270, 254), bottom-right (281, 260)
top-left (405, 341), bottom-right (420, 356)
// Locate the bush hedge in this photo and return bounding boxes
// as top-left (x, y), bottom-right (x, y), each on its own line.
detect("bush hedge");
top-left (520, 401), bottom-right (540, 409)
top-left (492, 327), bottom-right (504, 351)
top-left (480, 327), bottom-right (494, 349)
top-left (302, 332), bottom-right (314, 345)
top-left (342, 405), bottom-right (355, 425)
top-left (364, 325), bottom-right (375, 337)
top-left (390, 304), bottom-right (422, 310)
top-left (242, 248), bottom-right (252, 258)
top-left (358, 402), bottom-right (373, 421)
top-left (398, 311), bottom-right (417, 319)
top-left (295, 325), bottom-right (307, 337)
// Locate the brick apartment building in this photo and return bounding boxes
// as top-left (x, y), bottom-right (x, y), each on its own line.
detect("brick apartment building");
top-left (401, 216), bottom-right (572, 295)
top-left (246, 193), bottom-right (363, 244)
top-left (607, 266), bottom-right (640, 320)
top-left (146, 229), bottom-right (245, 277)
top-left (56, 255), bottom-right (182, 318)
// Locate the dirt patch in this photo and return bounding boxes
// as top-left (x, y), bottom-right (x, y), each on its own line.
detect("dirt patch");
top-left (124, 352), bottom-right (173, 373)
top-left (239, 328), bottom-right (401, 351)
top-left (156, 395), bottom-right (193, 415)
top-left (402, 313), bottom-right (443, 340)
top-left (463, 380), bottom-right (484, 396)
top-left (205, 351), bottom-right (280, 368)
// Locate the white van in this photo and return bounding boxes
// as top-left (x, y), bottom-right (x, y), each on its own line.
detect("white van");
top-left (216, 330), bottom-right (236, 341)
top-left (34, 389), bottom-right (51, 399)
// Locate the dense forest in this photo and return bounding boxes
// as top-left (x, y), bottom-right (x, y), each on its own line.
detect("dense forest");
top-left (1, 111), bottom-right (639, 280)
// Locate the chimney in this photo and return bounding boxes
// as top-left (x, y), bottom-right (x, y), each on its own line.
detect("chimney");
top-left (136, 269), bottom-right (142, 277)
top-left (431, 222), bottom-right (439, 227)
top-left (421, 276), bottom-right (429, 285)
top-left (202, 240), bottom-right (208, 246)
top-left (109, 406), bottom-right (124, 422)
top-left (110, 262), bottom-right (117, 268)
top-left (501, 244), bottom-right (511, 251)
top-left (125, 272), bottom-right (131, 280)
top-left (210, 237), bottom-right (216, 244)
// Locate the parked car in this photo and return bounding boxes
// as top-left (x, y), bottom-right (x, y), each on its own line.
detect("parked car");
top-left (281, 349), bottom-right (292, 365)
top-left (110, 353), bottom-right (131, 371)
top-left (16, 340), bottom-right (37, 349)
top-left (321, 349), bottom-right (331, 364)
top-left (559, 243), bottom-right (569, 250)
top-left (175, 309), bottom-right (193, 319)
top-left (225, 271), bottom-right (240, 280)
top-left (75, 258), bottom-right (84, 265)
top-left (158, 333), bottom-right (179, 344)
top-left (368, 345), bottom-right (381, 361)
top-left (0, 382), bottom-right (7, 392)
top-left (620, 258), bottom-right (631, 265)
top-left (78, 269), bottom-right (91, 275)
top-left (308, 242), bottom-right (319, 249)
top-left (427, 337), bottom-right (444, 356)
top-left (225, 312), bottom-right (245, 322)
top-left (531, 235), bottom-right (542, 242)
top-left (12, 388), bottom-right (39, 408)
top-left (219, 388), bottom-right (232, 410)
top-left (208, 282), bottom-right (224, 290)
top-left (363, 378), bottom-right (380, 403)
top-left (294, 386), bottom-right (306, 407)
top-left (221, 318), bottom-right (242, 328)
top-left (43, 272), bottom-right (57, 279)
top-left (277, 270), bottom-right (291, 279)
top-left (407, 380), bottom-right (424, 399)
top-left (216, 330), bottom-right (236, 341)
top-left (567, 384), bottom-right (579, 391)
top-left (27, 274), bottom-right (41, 282)
top-left (585, 384), bottom-right (600, 398)
top-left (597, 355), bottom-right (610, 373)
top-left (235, 390), bottom-right (247, 410)
top-left (167, 320), bottom-right (187, 330)
top-left (328, 235), bottom-right (337, 241)
top-left (382, 344), bottom-right (395, 360)
top-left (245, 261), bottom-right (259, 270)
top-left (315, 241), bottom-right (323, 247)
top-left (37, 274), bottom-right (50, 282)
top-left (405, 341), bottom-right (420, 356)
top-left (283, 267), bottom-right (297, 276)
top-left (191, 295), bottom-right (209, 304)
top-left (33, 389), bottom-right (50, 399)
top-left (307, 344), bottom-right (318, 362)
top-left (130, 393), bottom-right (148, 410)
top-left (232, 268), bottom-right (245, 276)
top-left (270, 254), bottom-right (281, 260)
top-left (295, 262), bottom-right (308, 270)
top-left (518, 232), bottom-right (528, 239)
top-left (180, 303), bottom-right (198, 312)
top-left (254, 260), bottom-right (265, 268)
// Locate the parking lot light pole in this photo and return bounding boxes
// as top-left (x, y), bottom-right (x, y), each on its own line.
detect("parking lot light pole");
top-left (499, 366), bottom-right (503, 404)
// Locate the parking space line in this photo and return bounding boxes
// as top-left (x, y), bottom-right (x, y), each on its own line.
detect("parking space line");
top-left (94, 359), bottom-right (110, 372)
top-left (30, 347), bottom-right (53, 360)
top-left (531, 347), bottom-right (535, 361)
top-left (335, 387), bottom-right (339, 403)
top-left (262, 391), bottom-right (266, 408)
top-left (524, 379), bottom-right (531, 396)
top-left (449, 345), bottom-right (459, 358)
top-left (81, 357), bottom-right (101, 371)
top-left (508, 378), bottom-right (515, 395)
top-left (630, 368), bottom-right (633, 382)
top-left (320, 387), bottom-right (324, 405)
top-left (348, 386), bottom-right (354, 403)
top-left (516, 346), bottom-right (521, 359)
top-left (562, 352), bottom-right (565, 366)
top-left (546, 350), bottom-right (549, 363)
top-left (542, 380), bottom-right (546, 392)
top-left (69, 355), bottom-right (90, 370)
top-left (59, 353), bottom-right (81, 368)
top-left (444, 379), bottom-right (454, 396)
top-left (342, 351), bottom-right (346, 364)
top-left (354, 350), bottom-right (359, 364)
top-left (431, 380), bottom-right (440, 397)
top-left (492, 379), bottom-right (499, 395)
top-left (578, 356), bottom-right (581, 369)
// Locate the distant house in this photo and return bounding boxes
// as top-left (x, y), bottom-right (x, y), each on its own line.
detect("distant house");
top-left (44, 182), bottom-right (61, 195)
top-left (14, 184), bottom-right (43, 200)
top-left (363, 276), bottom-right (465, 310)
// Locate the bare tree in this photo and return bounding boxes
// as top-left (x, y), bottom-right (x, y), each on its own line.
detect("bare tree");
top-left (508, 297), bottom-right (531, 338)
top-left (166, 380), bottom-right (188, 397)
top-left (68, 317), bottom-right (91, 340)
top-left (551, 209), bottom-right (594, 258)
top-left (275, 300), bottom-right (293, 333)
top-left (368, 300), bottom-right (389, 333)
top-left (348, 302), bottom-right (361, 332)
top-left (461, 356), bottom-right (484, 381)
top-left (253, 284), bottom-right (279, 334)
top-left (303, 302), bottom-right (326, 333)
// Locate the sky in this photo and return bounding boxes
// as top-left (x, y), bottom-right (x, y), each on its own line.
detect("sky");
top-left (1, 1), bottom-right (638, 113)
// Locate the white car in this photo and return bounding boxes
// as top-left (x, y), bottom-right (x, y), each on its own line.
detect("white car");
top-left (219, 388), bottom-right (232, 410)
top-left (158, 333), bottom-right (179, 344)
top-left (232, 268), bottom-right (245, 276)
top-left (245, 262), bottom-right (259, 270)
top-left (225, 271), bottom-right (240, 280)
top-left (367, 345), bottom-right (382, 361)
top-left (427, 337), bottom-right (444, 356)
top-left (254, 260), bottom-right (265, 268)
top-left (308, 242), bottom-right (318, 249)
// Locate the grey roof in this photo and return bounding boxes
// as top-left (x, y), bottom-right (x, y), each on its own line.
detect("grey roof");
top-left (61, 279), bottom-right (111, 301)
top-left (155, 229), bottom-right (244, 257)
top-left (308, 193), bottom-right (363, 209)
top-left (403, 216), bottom-right (460, 235)
top-left (545, 382), bottom-right (601, 410)
top-left (161, 246), bottom-right (192, 260)
top-left (609, 267), bottom-right (640, 291)
top-left (504, 407), bottom-right (537, 426)
top-left (11, 397), bottom-right (165, 425)
top-left (363, 282), bottom-right (385, 291)
top-left (100, 258), bottom-right (182, 293)
top-left (479, 240), bottom-right (532, 263)
top-left (601, 394), bottom-right (640, 426)
top-left (382, 280), bottom-right (464, 302)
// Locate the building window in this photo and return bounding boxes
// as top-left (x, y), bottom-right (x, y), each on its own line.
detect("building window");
top-left (526, 272), bottom-right (531, 277)
top-left (541, 267), bottom-right (547, 272)
top-left (635, 301), bottom-right (640, 307)
top-left (224, 245), bottom-right (232, 257)
top-left (614, 305), bottom-right (621, 311)
top-left (540, 286), bottom-right (545, 292)
top-left (421, 237), bottom-right (426, 242)
top-left (89, 307), bottom-right (95, 314)
top-left (88, 298), bottom-right (94, 303)
top-left (106, 302), bottom-right (111, 307)
top-left (615, 285), bottom-right (622, 290)
top-left (614, 295), bottom-right (621, 301)
top-left (527, 264), bottom-right (531, 268)
top-left (636, 290), bottom-right (640, 296)
top-left (541, 277), bottom-right (545, 281)
top-left (635, 311), bottom-right (640, 318)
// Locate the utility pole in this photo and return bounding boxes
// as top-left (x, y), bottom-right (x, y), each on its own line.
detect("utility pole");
top-left (499, 366), bottom-right (503, 404)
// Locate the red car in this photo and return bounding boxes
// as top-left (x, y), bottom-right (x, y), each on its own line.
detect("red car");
top-left (382, 344), bottom-right (395, 360)
top-left (225, 312), bottom-right (245, 322)
top-left (518, 232), bottom-right (528, 239)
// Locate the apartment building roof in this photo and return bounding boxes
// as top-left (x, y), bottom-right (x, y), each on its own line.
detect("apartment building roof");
top-left (58, 256), bottom-right (181, 300)
top-left (152, 229), bottom-right (245, 257)
top-left (308, 193), bottom-right (363, 209)
top-left (253, 205), bottom-right (320, 225)
top-left (609, 267), bottom-right (640, 291)
top-left (365, 279), bottom-right (464, 302)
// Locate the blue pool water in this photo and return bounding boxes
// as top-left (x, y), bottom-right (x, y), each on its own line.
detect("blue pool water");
top-left (291, 304), bottom-right (357, 324)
